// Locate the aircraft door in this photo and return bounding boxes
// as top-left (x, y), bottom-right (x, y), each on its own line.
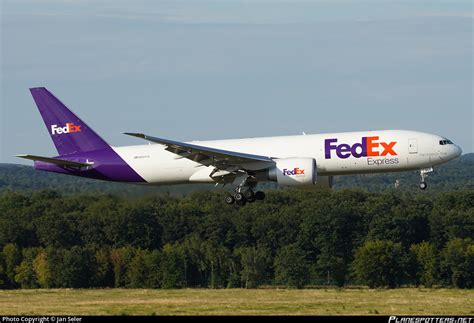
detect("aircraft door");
top-left (408, 138), bottom-right (418, 154)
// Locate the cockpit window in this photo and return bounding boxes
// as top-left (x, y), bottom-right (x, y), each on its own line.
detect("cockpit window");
top-left (439, 140), bottom-right (454, 145)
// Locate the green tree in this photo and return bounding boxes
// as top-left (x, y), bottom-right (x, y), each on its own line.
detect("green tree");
top-left (0, 191), bottom-right (36, 247)
top-left (352, 240), bottom-right (405, 288)
top-left (429, 192), bottom-right (474, 249)
top-left (2, 243), bottom-right (21, 288)
top-left (79, 197), bottom-right (120, 248)
top-left (410, 242), bottom-right (437, 287)
top-left (49, 247), bottom-right (93, 288)
top-left (160, 243), bottom-right (187, 289)
top-left (34, 212), bottom-right (81, 248)
top-left (466, 244), bottom-right (474, 288)
top-left (92, 248), bottom-right (114, 287)
top-left (201, 241), bottom-right (233, 289)
top-left (0, 253), bottom-right (7, 288)
top-left (143, 250), bottom-right (162, 288)
top-left (181, 236), bottom-right (208, 287)
top-left (110, 247), bottom-right (135, 288)
top-left (32, 250), bottom-right (52, 288)
top-left (274, 244), bottom-right (309, 288)
top-left (364, 193), bottom-right (430, 247)
top-left (105, 203), bottom-right (162, 249)
top-left (126, 249), bottom-right (148, 288)
top-left (236, 246), bottom-right (271, 288)
top-left (14, 248), bottom-right (40, 288)
top-left (439, 238), bottom-right (473, 288)
top-left (299, 191), bottom-right (365, 286)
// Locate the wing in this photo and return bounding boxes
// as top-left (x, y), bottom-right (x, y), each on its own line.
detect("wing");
top-left (124, 133), bottom-right (274, 171)
top-left (16, 154), bottom-right (92, 168)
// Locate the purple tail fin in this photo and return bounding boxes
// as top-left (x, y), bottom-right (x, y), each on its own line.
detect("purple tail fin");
top-left (30, 87), bottom-right (110, 155)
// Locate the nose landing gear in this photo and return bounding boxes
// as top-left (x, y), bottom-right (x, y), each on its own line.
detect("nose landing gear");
top-left (419, 167), bottom-right (433, 190)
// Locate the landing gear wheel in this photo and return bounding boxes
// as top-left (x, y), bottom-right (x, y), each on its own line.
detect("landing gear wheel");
top-left (244, 189), bottom-right (255, 203)
top-left (234, 192), bottom-right (245, 202)
top-left (255, 191), bottom-right (266, 201)
top-left (224, 195), bottom-right (235, 205)
top-left (419, 168), bottom-right (433, 191)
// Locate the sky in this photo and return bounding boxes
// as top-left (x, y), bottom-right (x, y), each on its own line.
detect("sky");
top-left (1, 0), bottom-right (473, 164)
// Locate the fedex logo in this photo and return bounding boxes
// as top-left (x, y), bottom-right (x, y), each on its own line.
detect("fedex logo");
top-left (283, 168), bottom-right (305, 176)
top-left (325, 136), bottom-right (397, 159)
top-left (51, 123), bottom-right (81, 135)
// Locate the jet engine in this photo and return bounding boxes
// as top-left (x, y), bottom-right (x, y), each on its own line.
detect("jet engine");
top-left (267, 157), bottom-right (317, 186)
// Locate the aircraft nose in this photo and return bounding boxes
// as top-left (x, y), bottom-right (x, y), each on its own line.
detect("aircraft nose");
top-left (454, 145), bottom-right (462, 157)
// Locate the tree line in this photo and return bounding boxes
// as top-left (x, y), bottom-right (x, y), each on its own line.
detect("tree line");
top-left (1, 153), bottom-right (472, 196)
top-left (0, 188), bottom-right (472, 289)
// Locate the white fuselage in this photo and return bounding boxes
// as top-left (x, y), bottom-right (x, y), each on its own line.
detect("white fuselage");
top-left (112, 130), bottom-right (462, 185)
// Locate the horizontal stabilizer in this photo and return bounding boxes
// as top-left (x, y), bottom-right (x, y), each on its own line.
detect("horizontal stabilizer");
top-left (16, 154), bottom-right (92, 168)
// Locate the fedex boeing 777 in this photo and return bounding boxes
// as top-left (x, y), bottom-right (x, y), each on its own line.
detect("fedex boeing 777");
top-left (18, 88), bottom-right (462, 205)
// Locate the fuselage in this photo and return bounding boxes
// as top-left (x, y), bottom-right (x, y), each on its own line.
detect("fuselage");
top-left (35, 129), bottom-right (462, 185)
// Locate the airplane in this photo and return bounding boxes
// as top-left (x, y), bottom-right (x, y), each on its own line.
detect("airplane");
top-left (17, 87), bottom-right (462, 205)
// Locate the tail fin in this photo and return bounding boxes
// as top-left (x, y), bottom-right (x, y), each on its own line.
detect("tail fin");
top-left (30, 87), bottom-right (110, 155)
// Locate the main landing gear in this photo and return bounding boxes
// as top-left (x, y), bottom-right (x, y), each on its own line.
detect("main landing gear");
top-left (224, 189), bottom-right (265, 206)
top-left (419, 167), bottom-right (433, 190)
top-left (224, 173), bottom-right (265, 206)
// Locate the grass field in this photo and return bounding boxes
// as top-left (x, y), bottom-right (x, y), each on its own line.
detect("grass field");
top-left (0, 288), bottom-right (472, 315)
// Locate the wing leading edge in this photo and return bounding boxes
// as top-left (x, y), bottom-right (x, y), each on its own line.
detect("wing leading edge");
top-left (124, 133), bottom-right (274, 171)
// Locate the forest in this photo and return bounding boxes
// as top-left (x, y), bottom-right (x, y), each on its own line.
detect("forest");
top-left (0, 187), bottom-right (472, 289)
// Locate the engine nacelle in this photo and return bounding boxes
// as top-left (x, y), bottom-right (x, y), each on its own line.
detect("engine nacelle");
top-left (267, 157), bottom-right (317, 186)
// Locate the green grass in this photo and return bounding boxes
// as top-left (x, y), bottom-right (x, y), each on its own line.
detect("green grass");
top-left (0, 288), bottom-right (472, 315)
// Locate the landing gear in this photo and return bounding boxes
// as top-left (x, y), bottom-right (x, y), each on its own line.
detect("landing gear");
top-left (224, 195), bottom-right (235, 205)
top-left (243, 189), bottom-right (255, 203)
top-left (234, 192), bottom-right (245, 203)
top-left (419, 167), bottom-right (433, 190)
top-left (254, 191), bottom-right (265, 201)
top-left (225, 189), bottom-right (265, 206)
top-left (224, 174), bottom-right (266, 206)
